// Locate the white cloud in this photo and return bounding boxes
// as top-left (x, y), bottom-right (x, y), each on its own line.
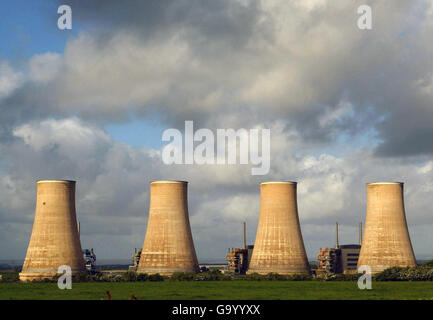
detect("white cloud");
top-left (417, 161), bottom-right (433, 174)
top-left (29, 53), bottom-right (63, 84)
top-left (2, 116), bottom-right (433, 260)
top-left (0, 62), bottom-right (24, 100)
top-left (13, 118), bottom-right (111, 156)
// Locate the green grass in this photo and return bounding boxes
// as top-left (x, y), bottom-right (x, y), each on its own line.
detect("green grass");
top-left (0, 281), bottom-right (432, 300)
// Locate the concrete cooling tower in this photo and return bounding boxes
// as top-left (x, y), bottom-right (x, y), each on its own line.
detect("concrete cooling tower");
top-left (137, 181), bottom-right (199, 275)
top-left (248, 182), bottom-right (310, 275)
top-left (357, 182), bottom-right (416, 274)
top-left (19, 180), bottom-right (85, 281)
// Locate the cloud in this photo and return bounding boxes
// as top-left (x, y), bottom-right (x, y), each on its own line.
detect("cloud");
top-left (1, 117), bottom-right (433, 261)
top-left (0, 62), bottom-right (24, 101)
top-left (1, 1), bottom-right (433, 261)
top-left (13, 117), bottom-right (111, 152)
top-left (29, 53), bottom-right (63, 84)
top-left (9, 1), bottom-right (424, 157)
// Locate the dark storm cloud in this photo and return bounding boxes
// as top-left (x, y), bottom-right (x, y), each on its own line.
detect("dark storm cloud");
top-left (374, 96), bottom-right (433, 157)
top-left (8, 0), bottom-right (431, 158)
top-left (54, 0), bottom-right (264, 46)
top-left (0, 84), bottom-right (57, 141)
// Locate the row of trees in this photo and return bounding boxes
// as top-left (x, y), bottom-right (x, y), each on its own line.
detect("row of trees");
top-left (374, 265), bottom-right (433, 281)
top-left (2, 260), bottom-right (432, 282)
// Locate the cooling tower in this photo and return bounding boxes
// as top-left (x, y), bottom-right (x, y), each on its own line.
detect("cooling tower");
top-left (248, 182), bottom-right (310, 275)
top-left (357, 182), bottom-right (416, 274)
top-left (19, 180), bottom-right (85, 281)
top-left (137, 181), bottom-right (199, 275)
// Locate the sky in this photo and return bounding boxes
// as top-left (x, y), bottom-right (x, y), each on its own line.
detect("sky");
top-left (1, 0), bottom-right (433, 262)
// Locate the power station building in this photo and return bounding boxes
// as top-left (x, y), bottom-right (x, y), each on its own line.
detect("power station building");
top-left (226, 222), bottom-right (254, 275)
top-left (316, 223), bottom-right (362, 274)
top-left (15, 179), bottom-right (423, 280)
top-left (317, 245), bottom-right (361, 274)
top-left (248, 182), bottom-right (310, 275)
top-left (19, 180), bottom-right (86, 281)
top-left (137, 181), bottom-right (199, 275)
top-left (357, 182), bottom-right (416, 274)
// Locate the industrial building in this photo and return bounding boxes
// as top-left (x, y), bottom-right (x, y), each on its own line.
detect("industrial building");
top-left (129, 248), bottom-right (142, 271)
top-left (340, 245), bottom-right (361, 272)
top-left (247, 182), bottom-right (310, 275)
top-left (19, 180), bottom-right (86, 281)
top-left (226, 247), bottom-right (253, 274)
top-left (82, 248), bottom-right (97, 273)
top-left (226, 222), bottom-right (254, 275)
top-left (358, 182), bottom-right (416, 274)
top-left (316, 223), bottom-right (362, 275)
top-left (317, 245), bottom-right (361, 274)
top-left (137, 181), bottom-right (199, 275)
top-left (317, 247), bottom-right (339, 273)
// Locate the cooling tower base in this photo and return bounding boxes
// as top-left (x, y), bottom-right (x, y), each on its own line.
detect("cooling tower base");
top-left (247, 267), bottom-right (310, 275)
top-left (248, 182), bottom-right (311, 276)
top-left (137, 181), bottom-right (200, 275)
top-left (19, 268), bottom-right (86, 281)
top-left (357, 182), bottom-right (416, 272)
top-left (19, 272), bottom-right (56, 281)
top-left (21, 180), bottom-right (86, 282)
top-left (136, 267), bottom-right (200, 276)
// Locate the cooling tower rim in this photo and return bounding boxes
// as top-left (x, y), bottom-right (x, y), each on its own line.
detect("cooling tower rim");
top-left (37, 180), bottom-right (76, 184)
top-left (150, 180), bottom-right (188, 184)
top-left (367, 182), bottom-right (403, 185)
top-left (261, 181), bottom-right (297, 185)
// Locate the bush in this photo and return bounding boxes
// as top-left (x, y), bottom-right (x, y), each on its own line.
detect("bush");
top-left (196, 270), bottom-right (231, 281)
top-left (88, 273), bottom-right (122, 282)
top-left (375, 266), bottom-right (433, 281)
top-left (136, 273), bottom-right (149, 282)
top-left (111, 274), bottom-right (124, 282)
top-left (71, 272), bottom-right (163, 282)
top-left (244, 273), bottom-right (264, 281)
top-left (314, 272), bottom-right (359, 281)
top-left (0, 272), bottom-right (20, 282)
top-left (422, 259), bottom-right (433, 268)
top-left (375, 267), bottom-right (408, 281)
top-left (287, 273), bottom-right (313, 281)
top-left (73, 272), bottom-right (91, 282)
top-left (122, 271), bottom-right (137, 282)
top-left (265, 273), bottom-right (287, 281)
top-left (330, 273), bottom-right (359, 281)
top-left (170, 272), bottom-right (196, 281)
top-left (243, 272), bottom-right (313, 281)
top-left (148, 273), bottom-right (164, 282)
top-left (88, 272), bottom-right (106, 282)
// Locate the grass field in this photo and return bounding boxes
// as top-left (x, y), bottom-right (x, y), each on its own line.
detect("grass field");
top-left (0, 281), bottom-right (432, 300)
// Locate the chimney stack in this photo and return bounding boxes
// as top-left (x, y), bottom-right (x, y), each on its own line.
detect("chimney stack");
top-left (247, 182), bottom-right (310, 275)
top-left (19, 180), bottom-right (85, 281)
top-left (357, 182), bottom-right (416, 274)
top-left (242, 222), bottom-right (247, 250)
top-left (137, 181), bottom-right (199, 275)
top-left (335, 222), bottom-right (339, 249)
